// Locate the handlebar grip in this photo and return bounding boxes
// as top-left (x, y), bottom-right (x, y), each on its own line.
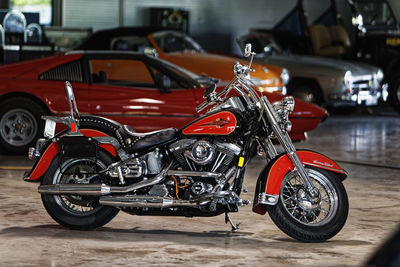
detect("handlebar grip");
top-left (195, 101), bottom-right (210, 113)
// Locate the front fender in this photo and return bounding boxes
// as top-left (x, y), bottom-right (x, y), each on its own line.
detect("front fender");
top-left (24, 129), bottom-right (118, 182)
top-left (253, 149), bottom-right (347, 215)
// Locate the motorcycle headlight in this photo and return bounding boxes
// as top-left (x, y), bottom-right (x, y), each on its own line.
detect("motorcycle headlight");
top-left (280, 68), bottom-right (290, 85)
top-left (282, 96), bottom-right (295, 113)
top-left (272, 96), bottom-right (295, 132)
top-left (344, 70), bottom-right (353, 88)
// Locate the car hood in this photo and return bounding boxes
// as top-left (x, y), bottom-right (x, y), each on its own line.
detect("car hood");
top-left (261, 54), bottom-right (380, 77)
top-left (160, 51), bottom-right (284, 87)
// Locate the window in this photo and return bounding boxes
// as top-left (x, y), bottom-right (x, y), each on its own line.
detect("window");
top-left (110, 36), bottom-right (152, 52)
top-left (90, 59), bottom-right (155, 87)
top-left (39, 60), bottom-right (83, 82)
top-left (10, 0), bottom-right (52, 25)
top-left (152, 32), bottom-right (203, 53)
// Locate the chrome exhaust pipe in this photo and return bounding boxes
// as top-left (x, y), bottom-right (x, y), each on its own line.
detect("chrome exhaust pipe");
top-left (99, 195), bottom-right (198, 208)
top-left (38, 183), bottom-right (110, 195)
top-left (38, 162), bottom-right (173, 196)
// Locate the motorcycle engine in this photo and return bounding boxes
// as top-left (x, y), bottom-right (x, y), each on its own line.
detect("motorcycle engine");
top-left (169, 138), bottom-right (241, 198)
top-left (109, 149), bottom-right (164, 180)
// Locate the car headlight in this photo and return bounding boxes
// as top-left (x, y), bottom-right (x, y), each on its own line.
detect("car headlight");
top-left (280, 68), bottom-right (290, 85)
top-left (344, 70), bottom-right (353, 89)
top-left (375, 69), bottom-right (384, 84)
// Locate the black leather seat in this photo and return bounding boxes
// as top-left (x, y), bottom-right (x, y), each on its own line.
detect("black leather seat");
top-left (116, 125), bottom-right (177, 154)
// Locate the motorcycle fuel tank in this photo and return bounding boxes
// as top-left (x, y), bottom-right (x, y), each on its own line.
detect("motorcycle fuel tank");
top-left (181, 111), bottom-right (239, 136)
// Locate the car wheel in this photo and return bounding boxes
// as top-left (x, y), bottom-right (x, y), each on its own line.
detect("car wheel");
top-left (0, 98), bottom-right (45, 154)
top-left (389, 74), bottom-right (400, 113)
top-left (288, 81), bottom-right (322, 105)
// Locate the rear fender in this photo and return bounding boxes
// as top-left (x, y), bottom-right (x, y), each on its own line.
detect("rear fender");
top-left (253, 149), bottom-right (347, 215)
top-left (25, 129), bottom-right (118, 182)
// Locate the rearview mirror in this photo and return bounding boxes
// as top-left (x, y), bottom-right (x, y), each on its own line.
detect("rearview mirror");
top-left (244, 43), bottom-right (252, 57)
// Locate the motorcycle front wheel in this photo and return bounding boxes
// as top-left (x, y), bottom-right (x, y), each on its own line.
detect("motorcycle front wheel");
top-left (41, 151), bottom-right (119, 230)
top-left (267, 167), bottom-right (348, 242)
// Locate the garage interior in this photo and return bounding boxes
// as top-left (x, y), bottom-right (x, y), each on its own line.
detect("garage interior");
top-left (0, 0), bottom-right (399, 266)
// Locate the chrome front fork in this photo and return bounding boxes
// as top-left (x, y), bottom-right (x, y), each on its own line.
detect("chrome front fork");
top-left (261, 98), bottom-right (318, 196)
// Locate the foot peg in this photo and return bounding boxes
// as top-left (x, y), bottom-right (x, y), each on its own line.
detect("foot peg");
top-left (225, 212), bottom-right (241, 232)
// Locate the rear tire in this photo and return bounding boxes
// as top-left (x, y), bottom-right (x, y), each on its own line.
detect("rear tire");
top-left (267, 167), bottom-right (348, 242)
top-left (41, 150), bottom-right (119, 230)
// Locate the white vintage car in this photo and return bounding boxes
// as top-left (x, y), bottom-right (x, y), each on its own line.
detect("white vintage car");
top-left (238, 33), bottom-right (388, 108)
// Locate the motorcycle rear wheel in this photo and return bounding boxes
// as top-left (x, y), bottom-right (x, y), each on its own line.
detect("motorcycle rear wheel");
top-left (41, 151), bottom-right (119, 230)
top-left (267, 167), bottom-right (348, 242)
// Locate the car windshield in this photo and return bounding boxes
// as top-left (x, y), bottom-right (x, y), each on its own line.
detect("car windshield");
top-left (354, 1), bottom-right (396, 26)
top-left (153, 56), bottom-right (202, 81)
top-left (241, 34), bottom-right (283, 55)
top-left (152, 31), bottom-right (204, 53)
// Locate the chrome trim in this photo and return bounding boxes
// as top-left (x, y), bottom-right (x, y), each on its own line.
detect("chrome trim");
top-left (257, 192), bottom-right (279, 205)
top-left (303, 161), bottom-right (346, 174)
top-left (99, 195), bottom-right (197, 208)
top-left (169, 138), bottom-right (196, 152)
top-left (215, 142), bottom-right (241, 155)
top-left (38, 161), bottom-right (173, 195)
top-left (210, 152), bottom-right (227, 173)
top-left (184, 140), bottom-right (215, 165)
top-left (167, 170), bottom-right (222, 179)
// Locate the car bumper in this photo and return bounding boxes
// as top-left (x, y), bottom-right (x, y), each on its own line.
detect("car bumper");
top-left (328, 83), bottom-right (388, 108)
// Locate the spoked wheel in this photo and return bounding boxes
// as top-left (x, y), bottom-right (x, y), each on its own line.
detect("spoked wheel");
top-left (267, 167), bottom-right (348, 242)
top-left (41, 151), bottom-right (119, 230)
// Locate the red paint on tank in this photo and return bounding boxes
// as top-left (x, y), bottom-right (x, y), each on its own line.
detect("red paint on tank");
top-left (182, 111), bottom-right (237, 135)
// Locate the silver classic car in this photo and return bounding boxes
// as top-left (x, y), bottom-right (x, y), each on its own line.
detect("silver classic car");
top-left (238, 33), bottom-right (387, 108)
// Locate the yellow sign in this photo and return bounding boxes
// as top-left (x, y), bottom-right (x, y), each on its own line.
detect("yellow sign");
top-left (386, 38), bottom-right (400, 46)
top-left (238, 157), bottom-right (245, 167)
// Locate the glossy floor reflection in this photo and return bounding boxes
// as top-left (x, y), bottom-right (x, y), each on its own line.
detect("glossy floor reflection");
top-left (296, 115), bottom-right (400, 168)
top-left (0, 114), bottom-right (399, 266)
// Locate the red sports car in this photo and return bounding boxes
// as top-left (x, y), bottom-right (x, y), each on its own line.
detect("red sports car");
top-left (0, 51), bottom-right (327, 153)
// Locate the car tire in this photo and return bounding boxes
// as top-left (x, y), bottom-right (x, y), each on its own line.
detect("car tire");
top-left (0, 98), bottom-right (45, 154)
top-left (288, 80), bottom-right (322, 106)
top-left (389, 74), bottom-right (400, 113)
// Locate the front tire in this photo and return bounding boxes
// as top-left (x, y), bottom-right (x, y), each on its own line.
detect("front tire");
top-left (41, 151), bottom-right (119, 230)
top-left (288, 80), bottom-right (322, 106)
top-left (267, 167), bottom-right (348, 242)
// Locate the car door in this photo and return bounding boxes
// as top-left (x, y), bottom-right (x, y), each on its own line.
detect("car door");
top-left (87, 56), bottom-right (198, 132)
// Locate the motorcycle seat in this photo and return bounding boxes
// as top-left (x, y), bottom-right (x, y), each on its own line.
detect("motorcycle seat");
top-left (116, 125), bottom-right (177, 154)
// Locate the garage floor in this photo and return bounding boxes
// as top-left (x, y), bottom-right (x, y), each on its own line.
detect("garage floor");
top-left (0, 111), bottom-right (399, 266)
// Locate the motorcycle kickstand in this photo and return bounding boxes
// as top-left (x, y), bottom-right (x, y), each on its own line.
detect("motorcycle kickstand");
top-left (225, 212), bottom-right (240, 232)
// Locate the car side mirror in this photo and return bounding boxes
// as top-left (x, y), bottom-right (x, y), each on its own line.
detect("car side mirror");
top-left (144, 47), bottom-right (159, 57)
top-left (158, 74), bottom-right (171, 93)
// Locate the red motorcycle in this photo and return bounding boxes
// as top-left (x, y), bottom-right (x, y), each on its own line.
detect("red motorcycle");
top-left (24, 44), bottom-right (348, 242)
